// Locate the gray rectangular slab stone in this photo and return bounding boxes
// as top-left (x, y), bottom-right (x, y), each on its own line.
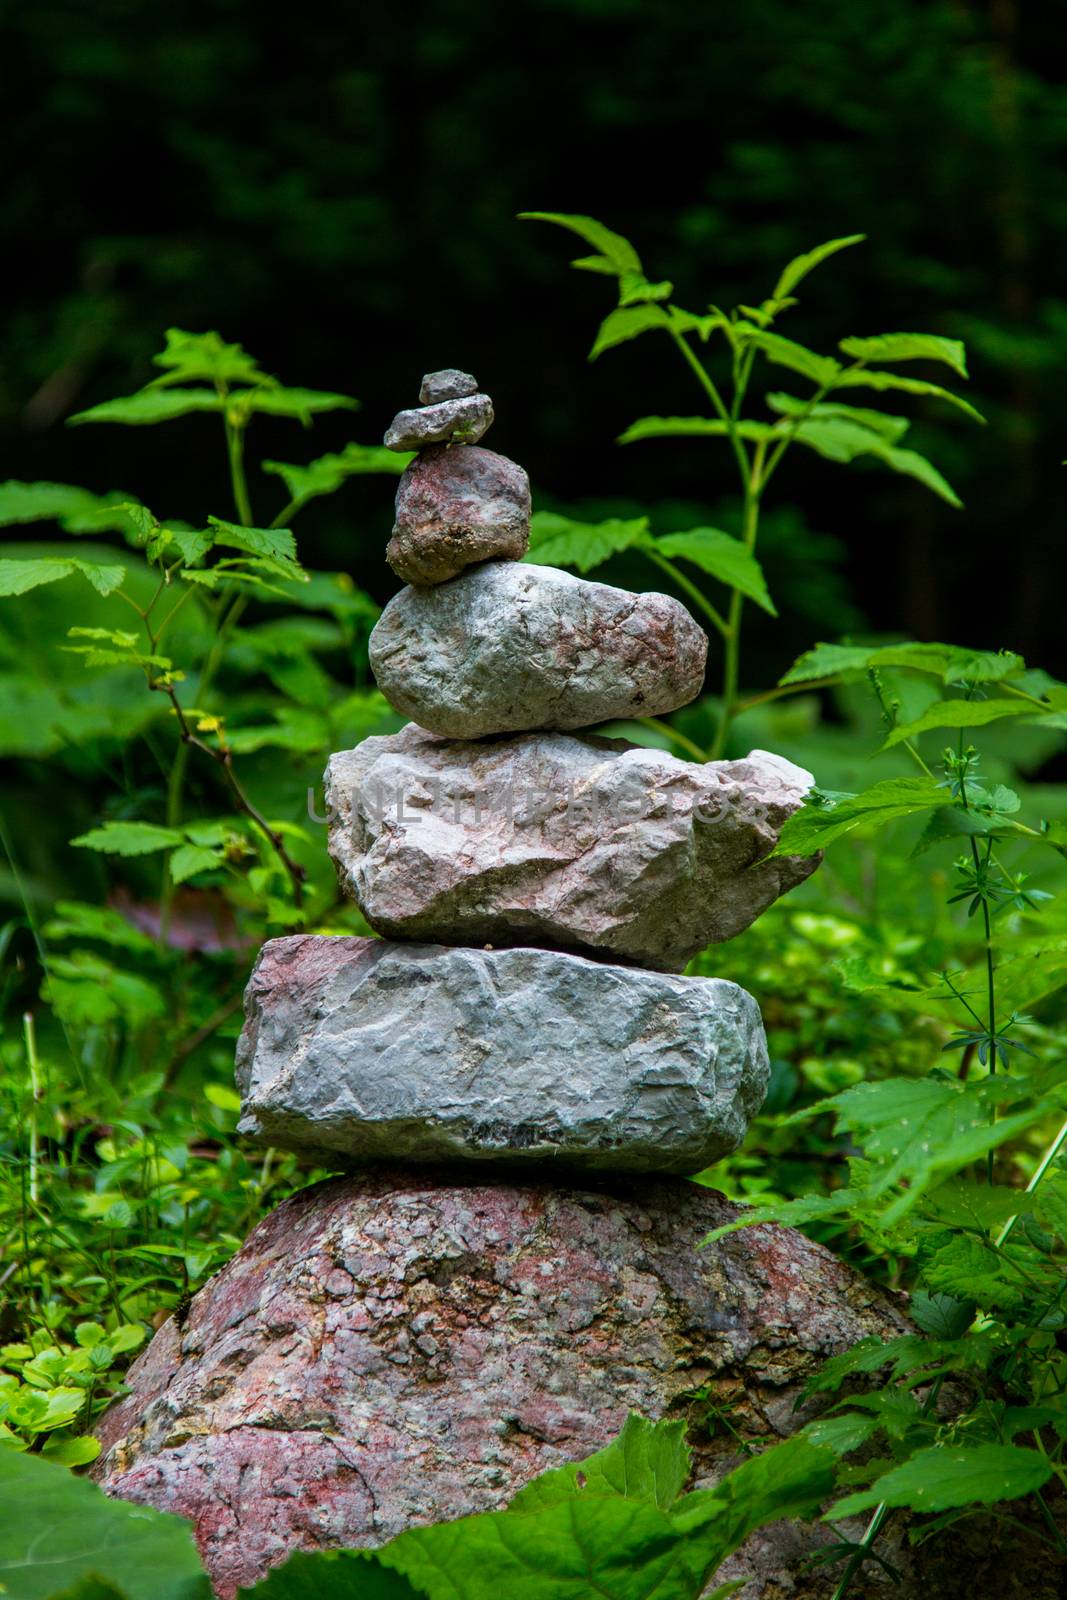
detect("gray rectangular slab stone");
top-left (235, 935), bottom-right (769, 1174)
top-left (325, 724), bottom-right (819, 970)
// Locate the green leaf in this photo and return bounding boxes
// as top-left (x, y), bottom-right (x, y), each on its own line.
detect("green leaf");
top-left (883, 697), bottom-right (1036, 747)
top-left (526, 511), bottom-right (649, 573)
top-left (772, 777), bottom-right (952, 856)
top-left (653, 528), bottom-right (776, 614)
top-left (909, 1291), bottom-right (976, 1340)
top-left (240, 386), bottom-right (358, 421)
top-left (765, 393), bottom-right (910, 444)
top-left (206, 518), bottom-right (304, 579)
top-left (40, 1434), bottom-right (103, 1467)
top-left (0, 557), bottom-right (126, 598)
top-left (733, 328), bottom-right (841, 387)
top-left (68, 389), bottom-right (223, 426)
top-left (918, 1179), bottom-right (1034, 1231)
top-left (873, 444), bottom-right (962, 507)
top-left (70, 821), bottom-right (184, 856)
top-left (830, 1443), bottom-right (1051, 1520)
top-left (767, 409), bottom-right (962, 505)
top-left (803, 1413), bottom-right (881, 1456)
top-left (510, 1414), bottom-right (691, 1514)
top-left (0, 1448), bottom-right (211, 1600)
top-left (262, 443), bottom-right (412, 513)
top-left (832, 368), bottom-right (985, 423)
top-left (46, 1577), bottom-right (130, 1600)
top-left (618, 416), bottom-right (775, 445)
top-left (779, 640), bottom-right (1026, 687)
top-left (238, 1550), bottom-right (421, 1599)
top-left (169, 843), bottom-right (222, 884)
top-left (771, 235), bottom-right (866, 301)
top-left (838, 332), bottom-right (969, 378)
top-left (0, 481), bottom-right (106, 528)
top-left (702, 1188), bottom-right (863, 1243)
top-left (590, 304), bottom-right (672, 359)
top-left (672, 1437), bottom-right (836, 1565)
top-left (150, 327), bottom-right (266, 388)
top-left (519, 211), bottom-right (644, 276)
top-left (919, 1235), bottom-right (1026, 1314)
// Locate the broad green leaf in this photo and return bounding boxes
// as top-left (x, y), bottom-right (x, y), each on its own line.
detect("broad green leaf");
top-left (671, 1437), bottom-right (836, 1566)
top-left (68, 389), bottom-right (223, 426)
top-left (771, 234), bottom-right (866, 301)
top-left (733, 328), bottom-right (841, 387)
top-left (526, 511), bottom-right (649, 573)
top-left (772, 413), bottom-right (962, 505)
top-left (0, 1448), bottom-right (211, 1600)
top-left (619, 417), bottom-right (775, 445)
top-left (918, 1180), bottom-right (1034, 1232)
top-left (778, 642), bottom-right (876, 684)
top-left (262, 443), bottom-right (411, 513)
top-left (0, 557), bottom-right (126, 598)
top-left (654, 528), bottom-right (776, 614)
top-left (519, 211), bottom-right (644, 276)
top-left (919, 1235), bottom-right (1027, 1314)
top-left (829, 1443), bottom-right (1051, 1520)
top-left (883, 697), bottom-right (1035, 747)
top-left (765, 393), bottom-right (910, 444)
top-left (702, 1188), bottom-right (862, 1243)
top-left (591, 304), bottom-right (673, 359)
top-left (239, 385), bottom-right (358, 421)
top-left (169, 843), bottom-right (222, 884)
top-left (909, 1291), bottom-right (976, 1340)
top-left (43, 900), bottom-right (158, 954)
top-left (0, 481), bottom-right (105, 528)
top-left (207, 516), bottom-right (298, 565)
top-left (804, 1334), bottom-right (945, 1398)
top-left (779, 640), bottom-right (1026, 688)
top-left (40, 1434), bottom-right (102, 1467)
top-left (150, 327), bottom-right (266, 388)
top-left (803, 1413), bottom-right (881, 1456)
top-left (45, 1575), bottom-right (128, 1599)
top-left (910, 807), bottom-right (997, 857)
top-left (772, 777), bottom-right (951, 856)
top-left (832, 368), bottom-right (985, 423)
top-left (511, 1414), bottom-right (690, 1514)
top-left (873, 444), bottom-right (962, 507)
top-left (238, 1550), bottom-right (421, 1599)
top-left (70, 821), bottom-right (184, 856)
top-left (617, 271), bottom-right (674, 306)
top-left (838, 332), bottom-right (968, 378)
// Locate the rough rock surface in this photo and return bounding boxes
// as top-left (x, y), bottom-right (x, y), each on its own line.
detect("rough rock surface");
top-left (93, 1171), bottom-right (913, 1598)
top-left (234, 935), bottom-right (769, 1171)
top-left (419, 368), bottom-right (478, 404)
top-left (384, 393), bottom-right (493, 451)
top-left (326, 725), bottom-right (819, 969)
top-left (368, 561), bottom-right (709, 738)
top-left (386, 445), bottom-right (530, 587)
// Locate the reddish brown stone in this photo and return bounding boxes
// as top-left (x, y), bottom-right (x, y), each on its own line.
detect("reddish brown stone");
top-left (93, 1171), bottom-right (908, 1597)
top-left (386, 444), bottom-right (530, 587)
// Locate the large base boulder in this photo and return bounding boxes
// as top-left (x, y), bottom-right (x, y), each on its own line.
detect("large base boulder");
top-left (94, 1171), bottom-right (910, 1597)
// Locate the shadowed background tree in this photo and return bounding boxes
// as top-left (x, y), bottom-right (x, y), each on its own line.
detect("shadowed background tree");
top-left (2, 0), bottom-right (1064, 676)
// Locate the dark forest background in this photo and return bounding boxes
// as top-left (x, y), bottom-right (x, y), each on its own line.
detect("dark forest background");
top-left (3, 0), bottom-right (1065, 684)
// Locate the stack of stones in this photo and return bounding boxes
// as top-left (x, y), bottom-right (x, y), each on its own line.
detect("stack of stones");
top-left (235, 371), bottom-right (820, 1176)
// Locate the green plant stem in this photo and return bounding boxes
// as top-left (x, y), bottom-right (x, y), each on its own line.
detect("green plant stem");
top-left (671, 331), bottom-right (750, 482)
top-left (995, 1113), bottom-right (1067, 1250)
top-left (635, 717), bottom-right (709, 763)
top-left (643, 549), bottom-right (729, 638)
top-left (23, 1013), bottom-right (41, 1206)
top-left (711, 443), bottom-right (765, 760)
top-left (959, 750), bottom-right (998, 1182)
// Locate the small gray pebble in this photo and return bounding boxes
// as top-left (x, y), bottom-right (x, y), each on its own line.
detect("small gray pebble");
top-left (419, 368), bottom-right (478, 404)
top-left (384, 393), bottom-right (493, 452)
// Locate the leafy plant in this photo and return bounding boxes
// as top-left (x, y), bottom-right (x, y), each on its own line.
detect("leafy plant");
top-left (522, 214), bottom-right (981, 757)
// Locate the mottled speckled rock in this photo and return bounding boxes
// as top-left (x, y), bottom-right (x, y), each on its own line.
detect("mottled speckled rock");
top-left (386, 445), bottom-right (530, 586)
top-left (384, 393), bottom-right (493, 451)
top-left (326, 725), bottom-right (818, 969)
top-left (233, 935), bottom-right (769, 1171)
top-left (93, 1170), bottom-right (911, 1598)
top-left (368, 561), bottom-right (708, 738)
top-left (419, 368), bottom-right (478, 404)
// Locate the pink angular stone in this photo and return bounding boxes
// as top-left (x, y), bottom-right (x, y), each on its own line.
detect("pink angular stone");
top-left (386, 444), bottom-right (530, 586)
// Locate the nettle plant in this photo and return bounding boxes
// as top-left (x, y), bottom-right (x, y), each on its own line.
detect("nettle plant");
top-left (0, 328), bottom-right (407, 930)
top-left (710, 641), bottom-right (1067, 1591)
top-left (522, 213), bottom-right (982, 758)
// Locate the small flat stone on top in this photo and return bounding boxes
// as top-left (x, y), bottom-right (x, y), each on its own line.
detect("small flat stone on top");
top-left (384, 393), bottom-right (493, 452)
top-left (419, 369), bottom-right (478, 405)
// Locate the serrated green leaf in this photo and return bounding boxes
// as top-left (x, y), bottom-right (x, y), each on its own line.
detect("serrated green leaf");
top-left (653, 528), bottom-right (776, 614)
top-left (0, 557), bottom-right (126, 598)
top-left (590, 303), bottom-right (673, 358)
top-left (909, 1291), bottom-right (976, 1340)
top-left (262, 442), bottom-right (411, 513)
top-left (0, 1448), bottom-right (211, 1600)
top-left (206, 518), bottom-right (303, 580)
top-left (68, 389), bottom-right (223, 426)
top-left (169, 843), bottom-right (223, 884)
top-left (702, 1188), bottom-right (862, 1243)
top-left (510, 1414), bottom-right (690, 1514)
top-left (526, 510), bottom-right (649, 573)
top-left (832, 368), bottom-right (985, 423)
top-left (772, 777), bottom-right (951, 856)
top-left (920, 1234), bottom-right (1027, 1314)
top-left (910, 806), bottom-right (997, 856)
top-left (779, 640), bottom-right (1026, 688)
top-left (829, 1443), bottom-right (1050, 1520)
top-left (70, 821), bottom-right (184, 856)
top-left (619, 416), bottom-right (775, 445)
top-left (240, 385), bottom-right (358, 421)
top-left (771, 234), bottom-right (866, 301)
top-left (150, 327), bottom-right (266, 388)
top-left (519, 211), bottom-right (643, 275)
top-left (884, 697), bottom-right (1035, 747)
top-left (918, 1180), bottom-right (1035, 1232)
top-left (733, 328), bottom-right (841, 387)
top-left (238, 1550), bottom-right (420, 1599)
top-left (0, 481), bottom-right (105, 528)
top-left (766, 393), bottom-right (910, 444)
top-left (803, 1412), bottom-right (881, 1456)
top-left (839, 332), bottom-right (968, 378)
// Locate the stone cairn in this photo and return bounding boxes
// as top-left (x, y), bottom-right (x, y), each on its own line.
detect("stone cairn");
top-left (95, 374), bottom-right (914, 1599)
